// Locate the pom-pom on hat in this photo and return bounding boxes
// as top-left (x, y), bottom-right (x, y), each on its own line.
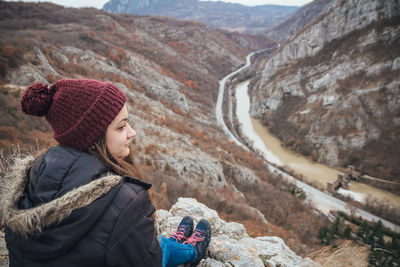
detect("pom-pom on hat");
top-left (20, 79), bottom-right (126, 151)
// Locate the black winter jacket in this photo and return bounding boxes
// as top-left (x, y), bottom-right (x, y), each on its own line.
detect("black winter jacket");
top-left (1, 146), bottom-right (162, 267)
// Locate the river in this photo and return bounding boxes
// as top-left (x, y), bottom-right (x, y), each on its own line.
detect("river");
top-left (216, 65), bottom-right (400, 231)
top-left (236, 81), bottom-right (400, 208)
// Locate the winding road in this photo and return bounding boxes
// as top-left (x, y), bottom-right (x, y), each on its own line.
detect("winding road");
top-left (216, 50), bottom-right (400, 233)
top-left (215, 52), bottom-right (254, 150)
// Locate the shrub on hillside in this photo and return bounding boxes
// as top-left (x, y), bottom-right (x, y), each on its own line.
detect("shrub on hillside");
top-left (319, 213), bottom-right (400, 266)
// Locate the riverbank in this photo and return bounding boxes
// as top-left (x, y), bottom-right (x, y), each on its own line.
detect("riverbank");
top-left (231, 79), bottom-right (400, 231)
top-left (234, 79), bottom-right (400, 207)
top-left (251, 117), bottom-right (400, 208)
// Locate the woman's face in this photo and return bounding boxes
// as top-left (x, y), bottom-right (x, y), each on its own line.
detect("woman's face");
top-left (105, 104), bottom-right (136, 160)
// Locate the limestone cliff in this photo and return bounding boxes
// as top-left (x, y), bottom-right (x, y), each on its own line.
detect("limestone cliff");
top-left (266, 0), bottom-right (333, 43)
top-left (250, 0), bottom-right (400, 179)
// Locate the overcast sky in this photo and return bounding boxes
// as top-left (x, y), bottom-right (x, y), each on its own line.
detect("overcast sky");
top-left (6, 0), bottom-right (313, 9)
top-left (200, 0), bottom-right (312, 6)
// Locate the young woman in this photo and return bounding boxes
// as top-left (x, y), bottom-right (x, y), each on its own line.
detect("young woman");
top-left (0, 79), bottom-right (211, 267)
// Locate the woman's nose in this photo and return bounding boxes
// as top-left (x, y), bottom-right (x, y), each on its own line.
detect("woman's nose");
top-left (127, 124), bottom-right (136, 139)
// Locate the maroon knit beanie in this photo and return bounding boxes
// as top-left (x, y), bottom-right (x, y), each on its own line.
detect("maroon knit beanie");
top-left (20, 79), bottom-right (126, 151)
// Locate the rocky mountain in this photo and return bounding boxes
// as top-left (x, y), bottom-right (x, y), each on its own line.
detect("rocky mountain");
top-left (266, 0), bottom-right (333, 43)
top-left (249, 0), bottom-right (400, 180)
top-left (103, 0), bottom-right (298, 34)
top-left (0, 0), bottom-right (330, 259)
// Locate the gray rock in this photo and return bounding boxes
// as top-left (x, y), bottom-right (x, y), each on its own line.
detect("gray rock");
top-left (0, 232), bottom-right (8, 267)
top-left (392, 57), bottom-right (400, 70)
top-left (50, 49), bottom-right (69, 65)
top-left (198, 258), bottom-right (226, 267)
top-left (223, 161), bottom-right (258, 186)
top-left (155, 152), bottom-right (227, 188)
top-left (8, 64), bottom-right (48, 86)
top-left (35, 48), bottom-right (59, 76)
top-left (156, 198), bottom-right (320, 267)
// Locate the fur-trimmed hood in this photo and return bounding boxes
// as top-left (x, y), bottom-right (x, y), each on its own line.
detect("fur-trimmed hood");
top-left (1, 146), bottom-right (158, 266)
top-left (0, 146), bottom-right (127, 241)
top-left (0, 154), bottom-right (122, 237)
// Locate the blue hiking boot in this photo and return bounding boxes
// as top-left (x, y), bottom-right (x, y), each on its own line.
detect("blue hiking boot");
top-left (183, 219), bottom-right (212, 265)
top-left (168, 216), bottom-right (194, 244)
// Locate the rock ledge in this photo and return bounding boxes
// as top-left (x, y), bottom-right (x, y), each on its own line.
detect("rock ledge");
top-left (156, 198), bottom-right (320, 267)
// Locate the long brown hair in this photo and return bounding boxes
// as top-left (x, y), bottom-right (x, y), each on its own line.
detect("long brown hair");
top-left (88, 133), bottom-right (143, 180)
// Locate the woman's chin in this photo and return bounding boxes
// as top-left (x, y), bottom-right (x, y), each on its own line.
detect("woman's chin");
top-left (122, 148), bottom-right (131, 158)
top-left (111, 149), bottom-right (130, 161)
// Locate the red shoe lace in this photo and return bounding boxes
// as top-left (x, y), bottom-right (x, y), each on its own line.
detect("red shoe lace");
top-left (169, 226), bottom-right (187, 242)
top-left (183, 229), bottom-right (205, 246)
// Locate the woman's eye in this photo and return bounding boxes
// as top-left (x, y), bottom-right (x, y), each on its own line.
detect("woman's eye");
top-left (118, 125), bottom-right (126, 130)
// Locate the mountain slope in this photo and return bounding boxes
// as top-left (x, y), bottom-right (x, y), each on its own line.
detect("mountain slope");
top-left (103, 0), bottom-right (298, 34)
top-left (0, 1), bottom-right (326, 254)
top-left (250, 0), bottom-right (400, 180)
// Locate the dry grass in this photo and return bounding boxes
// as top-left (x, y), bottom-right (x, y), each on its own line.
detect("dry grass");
top-left (363, 195), bottom-right (400, 225)
top-left (309, 240), bottom-right (369, 267)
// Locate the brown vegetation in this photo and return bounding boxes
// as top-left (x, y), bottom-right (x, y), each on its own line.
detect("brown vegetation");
top-left (309, 240), bottom-right (369, 267)
top-left (0, 1), bottom-right (329, 256)
top-left (363, 195), bottom-right (400, 226)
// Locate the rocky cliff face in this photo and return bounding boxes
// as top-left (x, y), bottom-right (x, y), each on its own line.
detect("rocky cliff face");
top-left (103, 0), bottom-right (298, 34)
top-left (250, 0), bottom-right (400, 179)
top-left (266, 0), bottom-right (333, 43)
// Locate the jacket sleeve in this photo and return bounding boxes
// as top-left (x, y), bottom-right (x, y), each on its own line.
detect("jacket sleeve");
top-left (105, 182), bottom-right (162, 267)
